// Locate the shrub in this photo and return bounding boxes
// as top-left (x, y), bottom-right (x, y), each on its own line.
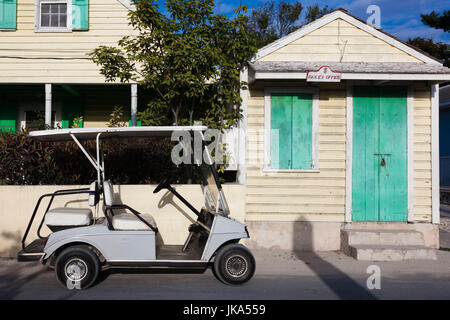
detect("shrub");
top-left (0, 130), bottom-right (188, 185)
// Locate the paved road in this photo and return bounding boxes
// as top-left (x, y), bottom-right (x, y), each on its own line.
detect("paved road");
top-left (1, 250), bottom-right (450, 300)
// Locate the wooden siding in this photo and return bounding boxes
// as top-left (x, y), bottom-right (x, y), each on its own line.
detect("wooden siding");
top-left (0, 0), bottom-right (133, 83)
top-left (246, 81), bottom-right (433, 223)
top-left (259, 19), bottom-right (421, 63)
top-left (246, 81), bottom-right (347, 222)
top-left (413, 82), bottom-right (432, 222)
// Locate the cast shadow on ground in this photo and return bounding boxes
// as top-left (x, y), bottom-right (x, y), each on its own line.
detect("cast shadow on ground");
top-left (293, 222), bottom-right (377, 300)
top-left (0, 261), bottom-right (47, 299)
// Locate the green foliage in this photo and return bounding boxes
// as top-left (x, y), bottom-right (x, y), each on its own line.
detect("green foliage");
top-left (108, 106), bottom-right (127, 127)
top-left (421, 10), bottom-right (450, 32)
top-left (248, 1), bottom-right (332, 48)
top-left (137, 99), bottom-right (170, 126)
top-left (407, 37), bottom-right (450, 67)
top-left (90, 0), bottom-right (257, 130)
top-left (0, 131), bottom-right (193, 185)
top-left (304, 4), bottom-right (333, 25)
top-left (72, 116), bottom-right (83, 128)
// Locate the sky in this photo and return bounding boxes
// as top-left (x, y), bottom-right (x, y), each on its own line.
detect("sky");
top-left (215, 0), bottom-right (450, 43)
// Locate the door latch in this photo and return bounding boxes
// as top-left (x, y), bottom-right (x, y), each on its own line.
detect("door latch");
top-left (381, 158), bottom-right (386, 166)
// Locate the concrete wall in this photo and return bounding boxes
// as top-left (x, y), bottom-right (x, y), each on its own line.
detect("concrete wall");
top-left (0, 184), bottom-right (245, 257)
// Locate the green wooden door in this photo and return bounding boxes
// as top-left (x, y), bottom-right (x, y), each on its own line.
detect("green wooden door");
top-left (352, 86), bottom-right (407, 222)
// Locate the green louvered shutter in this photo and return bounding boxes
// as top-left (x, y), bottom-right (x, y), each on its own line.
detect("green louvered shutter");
top-left (72, 0), bottom-right (88, 30)
top-left (270, 93), bottom-right (313, 170)
top-left (291, 93), bottom-right (313, 169)
top-left (0, 102), bottom-right (17, 133)
top-left (0, 0), bottom-right (17, 30)
top-left (62, 101), bottom-right (84, 128)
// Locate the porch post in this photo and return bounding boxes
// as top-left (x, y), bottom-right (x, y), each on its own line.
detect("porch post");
top-left (431, 83), bottom-right (440, 224)
top-left (45, 83), bottom-right (52, 128)
top-left (236, 65), bottom-right (248, 184)
top-left (131, 84), bottom-right (138, 127)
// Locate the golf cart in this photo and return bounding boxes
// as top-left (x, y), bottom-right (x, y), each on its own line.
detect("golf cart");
top-left (17, 126), bottom-right (255, 289)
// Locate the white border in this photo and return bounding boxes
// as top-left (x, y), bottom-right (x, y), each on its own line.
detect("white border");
top-left (431, 84), bottom-right (440, 224)
top-left (345, 84), bottom-right (353, 223)
top-left (263, 87), bottom-right (319, 173)
top-left (345, 83), bottom-right (414, 222)
top-left (252, 10), bottom-right (441, 65)
top-left (34, 0), bottom-right (72, 33)
top-left (118, 0), bottom-right (136, 11)
top-left (407, 86), bottom-right (415, 222)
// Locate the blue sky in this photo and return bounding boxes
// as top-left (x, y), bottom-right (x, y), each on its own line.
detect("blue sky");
top-left (215, 0), bottom-right (450, 43)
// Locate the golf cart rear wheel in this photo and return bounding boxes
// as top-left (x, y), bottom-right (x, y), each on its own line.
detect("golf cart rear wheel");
top-left (55, 245), bottom-right (100, 290)
top-left (213, 244), bottom-right (255, 285)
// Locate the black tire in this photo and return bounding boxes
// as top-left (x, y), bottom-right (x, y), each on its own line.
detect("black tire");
top-left (213, 244), bottom-right (255, 285)
top-left (55, 245), bottom-right (100, 290)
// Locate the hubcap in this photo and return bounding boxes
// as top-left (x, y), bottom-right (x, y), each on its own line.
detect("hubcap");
top-left (64, 258), bottom-right (88, 282)
top-left (225, 255), bottom-right (247, 278)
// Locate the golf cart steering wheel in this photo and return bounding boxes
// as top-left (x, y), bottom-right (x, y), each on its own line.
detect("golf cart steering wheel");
top-left (153, 177), bottom-right (169, 194)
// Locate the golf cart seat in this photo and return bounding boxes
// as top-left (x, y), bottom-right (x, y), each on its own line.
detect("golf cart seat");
top-left (103, 180), bottom-right (157, 231)
top-left (43, 182), bottom-right (99, 232)
top-left (44, 207), bottom-right (93, 232)
top-left (112, 213), bottom-right (157, 231)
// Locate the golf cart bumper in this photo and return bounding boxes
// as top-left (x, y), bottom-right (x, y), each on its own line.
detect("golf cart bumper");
top-left (17, 239), bottom-right (46, 262)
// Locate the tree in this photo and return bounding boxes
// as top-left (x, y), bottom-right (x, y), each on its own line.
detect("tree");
top-left (248, 1), bottom-right (333, 48)
top-left (304, 4), bottom-right (333, 24)
top-left (407, 37), bottom-right (450, 67)
top-left (90, 0), bottom-right (257, 130)
top-left (421, 10), bottom-right (450, 32)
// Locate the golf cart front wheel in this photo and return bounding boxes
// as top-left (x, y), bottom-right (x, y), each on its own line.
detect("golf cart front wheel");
top-left (213, 244), bottom-right (255, 285)
top-left (55, 245), bottom-right (100, 290)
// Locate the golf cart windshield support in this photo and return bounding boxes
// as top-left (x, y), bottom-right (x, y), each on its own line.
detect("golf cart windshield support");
top-left (70, 133), bottom-right (104, 185)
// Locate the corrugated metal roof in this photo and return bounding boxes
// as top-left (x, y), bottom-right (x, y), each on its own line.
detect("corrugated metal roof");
top-left (249, 62), bottom-right (450, 74)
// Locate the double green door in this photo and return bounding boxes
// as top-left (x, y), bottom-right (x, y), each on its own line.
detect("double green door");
top-left (352, 86), bottom-right (407, 222)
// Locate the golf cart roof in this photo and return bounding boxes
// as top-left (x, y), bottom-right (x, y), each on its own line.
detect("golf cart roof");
top-left (28, 126), bottom-right (208, 142)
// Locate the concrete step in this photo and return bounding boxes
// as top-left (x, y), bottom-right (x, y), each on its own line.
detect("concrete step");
top-left (347, 245), bottom-right (437, 261)
top-left (341, 229), bottom-right (425, 247)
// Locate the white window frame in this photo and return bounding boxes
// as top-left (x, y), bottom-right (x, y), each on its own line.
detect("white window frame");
top-left (35, 0), bottom-right (72, 33)
top-left (263, 87), bottom-right (319, 173)
top-left (19, 102), bottom-right (62, 130)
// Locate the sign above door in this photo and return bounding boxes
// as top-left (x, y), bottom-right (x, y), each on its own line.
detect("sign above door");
top-left (306, 66), bottom-right (342, 82)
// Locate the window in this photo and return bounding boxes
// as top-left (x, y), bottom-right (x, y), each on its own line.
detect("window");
top-left (264, 88), bottom-right (319, 172)
top-left (25, 110), bottom-right (56, 131)
top-left (34, 0), bottom-right (72, 32)
top-left (18, 102), bottom-right (62, 130)
top-left (40, 3), bottom-right (67, 28)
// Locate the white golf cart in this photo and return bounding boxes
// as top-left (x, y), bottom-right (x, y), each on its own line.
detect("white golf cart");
top-left (18, 126), bottom-right (255, 289)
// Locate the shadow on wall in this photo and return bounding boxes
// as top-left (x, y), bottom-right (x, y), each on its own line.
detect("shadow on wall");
top-left (293, 222), bottom-right (377, 300)
top-left (158, 189), bottom-right (196, 225)
top-left (0, 231), bottom-right (22, 258)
